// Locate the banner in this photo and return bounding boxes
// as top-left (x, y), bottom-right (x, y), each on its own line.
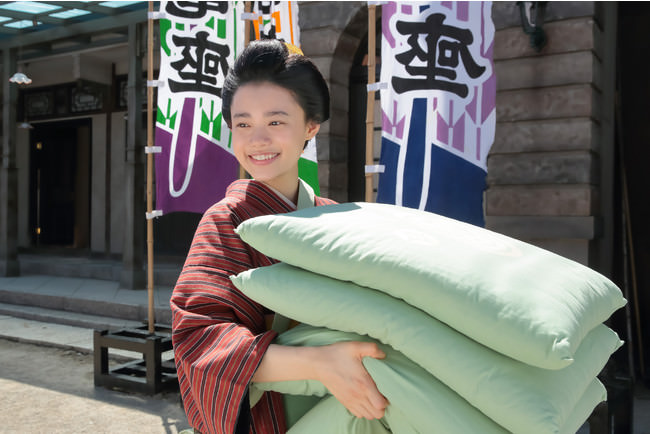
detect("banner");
top-left (377, 2), bottom-right (495, 226)
top-left (155, 1), bottom-right (244, 214)
top-left (251, 1), bottom-right (320, 195)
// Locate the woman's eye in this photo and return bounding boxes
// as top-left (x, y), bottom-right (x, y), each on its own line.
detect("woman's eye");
top-left (236, 123), bottom-right (248, 128)
top-left (270, 121), bottom-right (282, 126)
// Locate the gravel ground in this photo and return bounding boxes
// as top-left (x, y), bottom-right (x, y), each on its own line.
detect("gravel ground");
top-left (0, 338), bottom-right (189, 433)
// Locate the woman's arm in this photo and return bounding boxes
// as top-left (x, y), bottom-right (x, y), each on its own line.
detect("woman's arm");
top-left (252, 342), bottom-right (389, 420)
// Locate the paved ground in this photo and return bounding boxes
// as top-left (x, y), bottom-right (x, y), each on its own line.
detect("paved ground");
top-left (0, 338), bottom-right (189, 433)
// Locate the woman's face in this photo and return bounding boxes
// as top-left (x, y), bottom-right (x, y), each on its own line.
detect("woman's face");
top-left (230, 81), bottom-right (320, 198)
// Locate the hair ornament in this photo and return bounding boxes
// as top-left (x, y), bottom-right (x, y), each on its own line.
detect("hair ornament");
top-left (284, 42), bottom-right (304, 56)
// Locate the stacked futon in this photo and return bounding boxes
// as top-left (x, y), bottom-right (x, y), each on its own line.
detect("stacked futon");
top-left (230, 202), bottom-right (626, 434)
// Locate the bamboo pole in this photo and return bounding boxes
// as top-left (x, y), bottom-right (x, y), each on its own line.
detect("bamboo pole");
top-left (239, 1), bottom-right (252, 180)
top-left (365, 4), bottom-right (377, 203)
top-left (146, 1), bottom-right (155, 334)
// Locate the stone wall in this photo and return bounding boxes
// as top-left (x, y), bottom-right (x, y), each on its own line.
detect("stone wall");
top-left (299, 1), bottom-right (367, 201)
top-left (487, 2), bottom-right (616, 269)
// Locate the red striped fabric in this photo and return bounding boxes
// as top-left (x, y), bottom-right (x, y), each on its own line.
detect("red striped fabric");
top-left (171, 179), bottom-right (336, 434)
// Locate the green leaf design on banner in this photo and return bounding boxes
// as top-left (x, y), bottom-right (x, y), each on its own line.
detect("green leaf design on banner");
top-left (199, 100), bottom-right (224, 141)
top-left (160, 19), bottom-right (172, 56)
top-left (218, 18), bottom-right (226, 38)
top-left (157, 98), bottom-right (177, 130)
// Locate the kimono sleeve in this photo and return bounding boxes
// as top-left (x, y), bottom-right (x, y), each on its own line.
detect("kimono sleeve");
top-left (170, 203), bottom-right (279, 434)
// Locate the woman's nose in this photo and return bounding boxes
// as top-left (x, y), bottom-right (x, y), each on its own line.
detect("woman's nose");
top-left (250, 126), bottom-right (270, 146)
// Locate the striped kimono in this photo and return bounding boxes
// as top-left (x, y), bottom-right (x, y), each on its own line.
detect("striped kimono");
top-left (171, 179), bottom-right (336, 434)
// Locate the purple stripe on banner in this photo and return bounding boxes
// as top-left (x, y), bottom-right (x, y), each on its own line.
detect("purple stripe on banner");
top-left (441, 1), bottom-right (453, 10)
top-left (457, 2), bottom-right (469, 21)
top-left (482, 72), bottom-right (496, 124)
top-left (437, 112), bottom-right (449, 144)
top-left (382, 2), bottom-right (397, 48)
top-left (481, 3), bottom-right (486, 55)
top-left (452, 114), bottom-right (465, 152)
top-left (401, 4), bottom-right (412, 14)
top-left (466, 86), bottom-right (477, 123)
top-left (382, 99), bottom-right (406, 140)
top-left (476, 127), bottom-right (481, 161)
top-left (449, 98), bottom-right (454, 138)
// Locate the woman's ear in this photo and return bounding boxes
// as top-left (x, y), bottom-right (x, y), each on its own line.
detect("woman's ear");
top-left (305, 121), bottom-right (321, 141)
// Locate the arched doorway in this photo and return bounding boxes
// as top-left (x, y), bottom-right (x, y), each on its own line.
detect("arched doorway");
top-left (347, 15), bottom-right (382, 202)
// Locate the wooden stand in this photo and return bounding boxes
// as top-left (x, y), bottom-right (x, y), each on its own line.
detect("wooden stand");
top-left (93, 325), bottom-right (178, 395)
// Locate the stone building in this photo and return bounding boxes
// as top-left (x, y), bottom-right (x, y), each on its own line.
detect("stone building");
top-left (0, 0), bottom-right (648, 413)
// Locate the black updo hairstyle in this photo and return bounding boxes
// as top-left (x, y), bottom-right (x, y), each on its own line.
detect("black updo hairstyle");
top-left (222, 39), bottom-right (330, 129)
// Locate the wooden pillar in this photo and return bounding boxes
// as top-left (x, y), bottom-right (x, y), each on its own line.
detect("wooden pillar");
top-left (0, 48), bottom-right (19, 277)
top-left (120, 23), bottom-right (146, 290)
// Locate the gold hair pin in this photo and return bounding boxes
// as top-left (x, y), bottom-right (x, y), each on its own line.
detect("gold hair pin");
top-left (284, 42), bottom-right (304, 56)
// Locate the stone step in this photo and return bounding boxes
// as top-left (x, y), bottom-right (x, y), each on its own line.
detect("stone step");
top-left (0, 302), bottom-right (143, 331)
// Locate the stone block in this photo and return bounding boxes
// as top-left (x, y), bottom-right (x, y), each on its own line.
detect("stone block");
top-left (326, 108), bottom-right (348, 139)
top-left (315, 133), bottom-right (348, 163)
top-left (330, 57), bottom-right (353, 87)
top-left (301, 28), bottom-right (343, 56)
top-left (310, 56), bottom-right (332, 82)
top-left (329, 135), bottom-right (352, 162)
top-left (531, 239), bottom-right (590, 266)
top-left (494, 17), bottom-right (595, 60)
top-left (485, 215), bottom-right (598, 240)
top-left (329, 82), bottom-right (349, 112)
top-left (495, 50), bottom-right (596, 91)
top-left (333, 31), bottom-right (362, 59)
top-left (491, 1), bottom-right (595, 30)
top-left (298, 1), bottom-right (365, 32)
top-left (486, 185), bottom-right (597, 216)
top-left (487, 151), bottom-right (596, 185)
top-left (326, 161), bottom-right (349, 201)
top-left (496, 84), bottom-right (593, 122)
top-left (492, 118), bottom-right (596, 154)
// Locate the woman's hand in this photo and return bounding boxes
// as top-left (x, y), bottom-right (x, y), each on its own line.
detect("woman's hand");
top-left (252, 341), bottom-right (388, 419)
top-left (312, 341), bottom-right (388, 420)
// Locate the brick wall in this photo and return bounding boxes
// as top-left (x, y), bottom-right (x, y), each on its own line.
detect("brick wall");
top-left (487, 2), bottom-right (616, 268)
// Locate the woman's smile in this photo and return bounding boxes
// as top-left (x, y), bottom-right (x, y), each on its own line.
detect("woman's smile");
top-left (250, 153), bottom-right (280, 163)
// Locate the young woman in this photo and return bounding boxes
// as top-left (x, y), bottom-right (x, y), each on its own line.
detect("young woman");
top-left (171, 40), bottom-right (388, 434)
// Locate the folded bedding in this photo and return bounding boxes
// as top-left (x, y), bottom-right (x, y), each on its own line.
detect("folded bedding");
top-left (235, 202), bottom-right (626, 370)
top-left (232, 264), bottom-right (622, 434)
top-left (254, 325), bottom-right (608, 434)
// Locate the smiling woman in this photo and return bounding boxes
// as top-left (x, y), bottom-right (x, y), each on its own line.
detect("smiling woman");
top-left (171, 40), bottom-right (387, 434)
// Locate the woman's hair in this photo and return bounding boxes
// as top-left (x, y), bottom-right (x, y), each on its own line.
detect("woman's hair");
top-left (222, 39), bottom-right (330, 127)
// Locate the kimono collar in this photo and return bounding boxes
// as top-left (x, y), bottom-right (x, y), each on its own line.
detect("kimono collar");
top-left (296, 178), bottom-right (316, 211)
top-left (264, 179), bottom-right (315, 211)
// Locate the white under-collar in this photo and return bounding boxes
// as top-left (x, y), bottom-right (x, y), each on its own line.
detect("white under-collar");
top-left (261, 179), bottom-right (315, 210)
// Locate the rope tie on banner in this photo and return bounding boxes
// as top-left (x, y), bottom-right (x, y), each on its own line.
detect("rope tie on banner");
top-left (148, 11), bottom-right (166, 20)
top-left (146, 210), bottom-right (163, 220)
top-left (365, 164), bottom-right (385, 174)
top-left (367, 82), bottom-right (388, 92)
top-left (241, 12), bottom-right (259, 20)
